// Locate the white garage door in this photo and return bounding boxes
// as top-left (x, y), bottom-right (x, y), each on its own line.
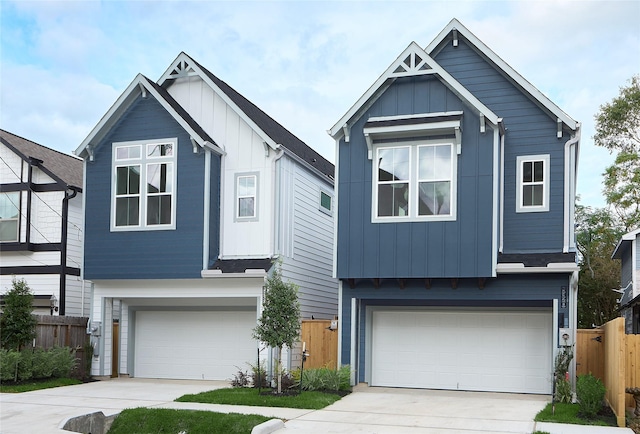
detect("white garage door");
top-left (371, 310), bottom-right (552, 394)
top-left (135, 310), bottom-right (256, 380)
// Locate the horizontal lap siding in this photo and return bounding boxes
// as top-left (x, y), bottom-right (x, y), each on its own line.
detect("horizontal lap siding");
top-left (337, 75), bottom-right (494, 279)
top-left (84, 96), bottom-right (217, 279)
top-left (435, 41), bottom-right (566, 254)
top-left (280, 158), bottom-right (338, 319)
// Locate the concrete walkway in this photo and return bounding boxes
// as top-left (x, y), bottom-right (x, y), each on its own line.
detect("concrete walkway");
top-left (0, 378), bottom-right (635, 434)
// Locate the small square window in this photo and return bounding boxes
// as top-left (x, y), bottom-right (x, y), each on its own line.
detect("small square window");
top-left (320, 191), bottom-right (332, 213)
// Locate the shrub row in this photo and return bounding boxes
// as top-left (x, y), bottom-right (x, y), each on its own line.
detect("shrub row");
top-left (0, 347), bottom-right (76, 382)
top-left (295, 365), bottom-right (350, 392)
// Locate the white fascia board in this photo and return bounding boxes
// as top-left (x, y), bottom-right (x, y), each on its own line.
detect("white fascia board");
top-left (367, 111), bottom-right (463, 122)
top-left (496, 263), bottom-right (580, 274)
top-left (329, 42), bottom-right (500, 141)
top-left (75, 75), bottom-right (145, 157)
top-left (75, 74), bottom-right (222, 158)
top-left (612, 228), bottom-right (640, 259)
top-left (426, 19), bottom-right (578, 131)
top-left (159, 53), bottom-right (279, 151)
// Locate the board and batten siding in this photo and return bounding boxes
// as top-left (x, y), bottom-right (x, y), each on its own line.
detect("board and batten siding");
top-left (340, 273), bottom-right (570, 381)
top-left (168, 75), bottom-right (274, 259)
top-left (433, 40), bottom-right (566, 254)
top-left (337, 75), bottom-right (495, 280)
top-left (621, 243), bottom-right (633, 290)
top-left (278, 156), bottom-right (338, 319)
top-left (83, 95), bottom-right (217, 280)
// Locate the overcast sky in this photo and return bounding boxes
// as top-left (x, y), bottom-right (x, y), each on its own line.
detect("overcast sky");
top-left (1, 0), bottom-right (639, 208)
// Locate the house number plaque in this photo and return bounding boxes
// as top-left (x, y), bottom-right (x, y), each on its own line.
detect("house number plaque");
top-left (560, 286), bottom-right (567, 309)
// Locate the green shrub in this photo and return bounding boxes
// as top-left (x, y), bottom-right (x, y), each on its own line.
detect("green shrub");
top-left (299, 365), bottom-right (350, 391)
top-left (0, 347), bottom-right (76, 382)
top-left (576, 374), bottom-right (606, 419)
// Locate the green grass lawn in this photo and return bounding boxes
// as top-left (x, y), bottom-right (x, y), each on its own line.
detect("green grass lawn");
top-left (176, 387), bottom-right (343, 409)
top-left (0, 378), bottom-right (82, 393)
top-left (534, 402), bottom-right (616, 426)
top-left (108, 408), bottom-right (270, 434)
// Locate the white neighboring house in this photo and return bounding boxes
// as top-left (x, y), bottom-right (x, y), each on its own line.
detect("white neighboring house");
top-left (74, 53), bottom-right (338, 380)
top-left (0, 129), bottom-right (87, 316)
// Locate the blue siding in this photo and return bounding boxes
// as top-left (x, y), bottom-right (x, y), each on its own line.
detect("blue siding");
top-left (339, 274), bottom-right (570, 381)
top-left (621, 243), bottom-right (633, 290)
top-left (337, 75), bottom-right (495, 279)
top-left (434, 41), bottom-right (566, 253)
top-left (84, 95), bottom-right (221, 279)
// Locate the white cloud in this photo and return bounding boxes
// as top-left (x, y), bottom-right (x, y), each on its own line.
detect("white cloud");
top-left (1, 0), bottom-right (638, 208)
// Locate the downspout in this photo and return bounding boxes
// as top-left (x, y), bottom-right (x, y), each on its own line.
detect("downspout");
top-left (563, 127), bottom-right (580, 253)
top-left (59, 187), bottom-right (78, 316)
top-left (271, 145), bottom-right (285, 257)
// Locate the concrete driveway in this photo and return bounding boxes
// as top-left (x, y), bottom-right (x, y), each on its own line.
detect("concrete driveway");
top-left (0, 379), bottom-right (634, 434)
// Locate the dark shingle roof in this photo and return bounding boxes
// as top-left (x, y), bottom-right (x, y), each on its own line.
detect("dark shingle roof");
top-left (143, 76), bottom-right (217, 147)
top-left (0, 129), bottom-right (83, 188)
top-left (186, 56), bottom-right (334, 179)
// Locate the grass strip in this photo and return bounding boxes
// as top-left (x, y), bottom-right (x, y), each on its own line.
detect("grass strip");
top-left (108, 408), bottom-right (270, 434)
top-left (534, 402), bottom-right (615, 426)
top-left (0, 377), bottom-right (81, 393)
top-left (176, 387), bottom-right (342, 409)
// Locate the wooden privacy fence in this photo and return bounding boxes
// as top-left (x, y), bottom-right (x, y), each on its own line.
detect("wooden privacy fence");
top-left (578, 317), bottom-right (640, 427)
top-left (32, 315), bottom-right (90, 379)
top-left (299, 319), bottom-right (338, 370)
top-left (576, 328), bottom-right (605, 380)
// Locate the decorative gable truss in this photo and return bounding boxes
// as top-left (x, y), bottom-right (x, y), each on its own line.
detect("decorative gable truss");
top-left (329, 41), bottom-right (503, 151)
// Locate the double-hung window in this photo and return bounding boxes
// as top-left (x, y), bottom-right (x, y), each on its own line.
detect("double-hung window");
top-left (374, 141), bottom-right (457, 222)
top-left (235, 173), bottom-right (258, 221)
top-left (516, 154), bottom-right (549, 213)
top-left (112, 139), bottom-right (176, 230)
top-left (0, 192), bottom-right (20, 242)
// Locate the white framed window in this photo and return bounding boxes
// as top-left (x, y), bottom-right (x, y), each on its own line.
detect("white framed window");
top-left (0, 192), bottom-right (20, 242)
top-left (373, 140), bottom-right (457, 222)
top-left (320, 190), bottom-right (332, 214)
top-left (111, 139), bottom-right (177, 231)
top-left (516, 154), bottom-right (550, 213)
top-left (235, 173), bottom-right (258, 221)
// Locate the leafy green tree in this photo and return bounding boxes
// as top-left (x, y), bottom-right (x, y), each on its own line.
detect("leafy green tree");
top-left (594, 75), bottom-right (640, 230)
top-left (575, 203), bottom-right (623, 328)
top-left (253, 265), bottom-right (301, 394)
top-left (1, 278), bottom-right (37, 350)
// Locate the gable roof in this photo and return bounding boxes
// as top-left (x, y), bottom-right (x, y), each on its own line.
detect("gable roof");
top-left (426, 19), bottom-right (579, 131)
top-left (612, 227), bottom-right (640, 259)
top-left (0, 129), bottom-right (83, 189)
top-left (329, 41), bottom-right (501, 140)
top-left (159, 53), bottom-right (334, 179)
top-left (75, 74), bottom-right (221, 159)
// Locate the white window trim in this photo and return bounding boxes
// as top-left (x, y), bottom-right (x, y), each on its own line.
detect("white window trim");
top-left (234, 172), bottom-right (259, 222)
top-left (372, 139), bottom-right (457, 223)
top-left (110, 138), bottom-right (177, 232)
top-left (319, 189), bottom-right (333, 215)
top-left (516, 154), bottom-right (550, 213)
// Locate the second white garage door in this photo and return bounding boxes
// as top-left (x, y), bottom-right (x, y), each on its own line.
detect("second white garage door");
top-left (134, 310), bottom-right (256, 380)
top-left (371, 310), bottom-right (552, 394)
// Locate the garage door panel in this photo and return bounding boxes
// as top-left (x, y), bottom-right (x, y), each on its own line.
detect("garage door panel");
top-left (371, 310), bottom-right (552, 394)
top-left (135, 310), bottom-right (255, 380)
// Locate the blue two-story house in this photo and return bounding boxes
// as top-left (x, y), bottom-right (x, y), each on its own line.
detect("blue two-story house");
top-left (75, 53), bottom-right (337, 380)
top-left (329, 19), bottom-right (580, 394)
